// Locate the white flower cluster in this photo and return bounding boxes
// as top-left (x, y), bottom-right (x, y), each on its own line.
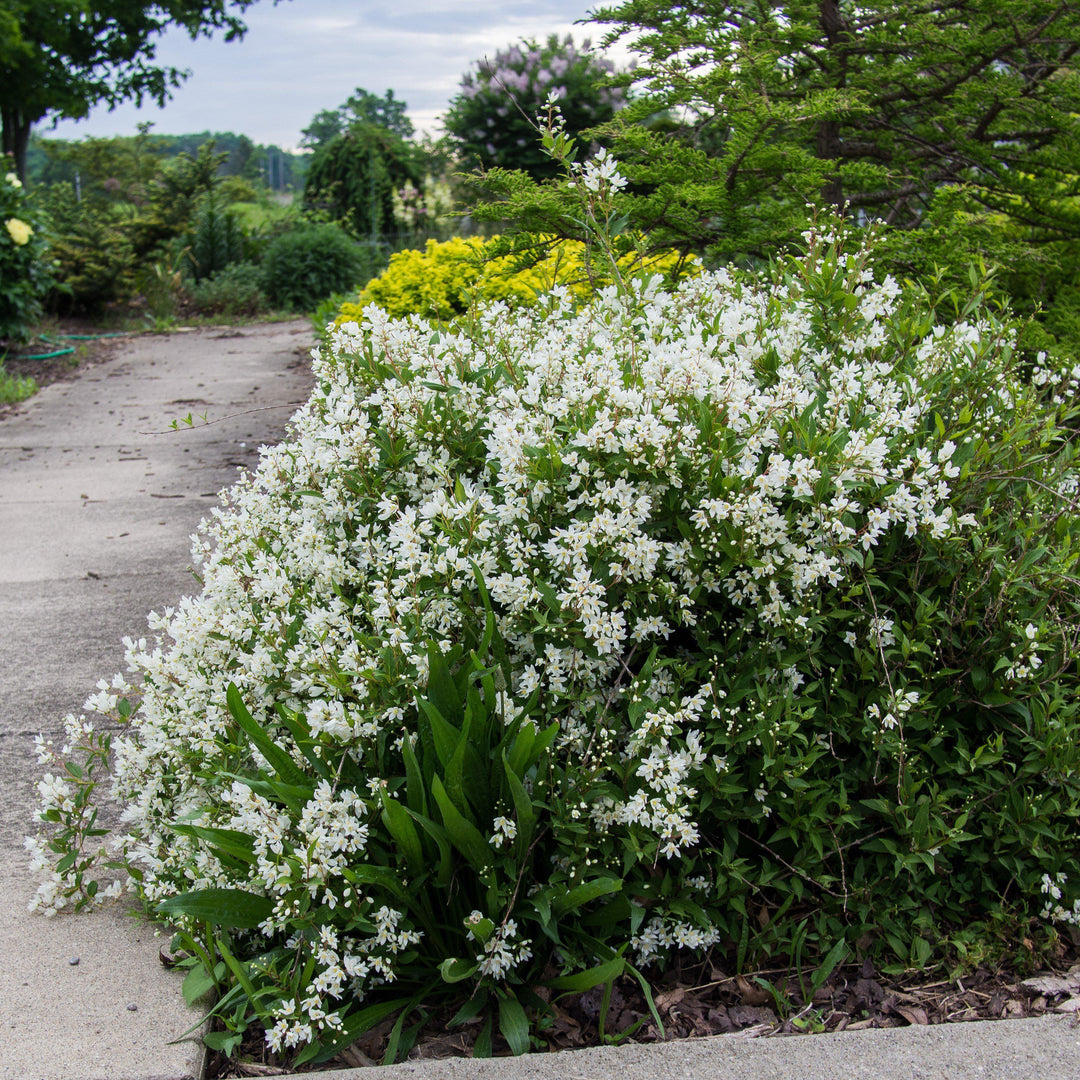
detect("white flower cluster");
top-left (467, 914), bottom-right (534, 979)
top-left (264, 912), bottom-right (420, 1054)
top-left (631, 915), bottom-right (721, 963)
top-left (1005, 623), bottom-right (1043, 682)
top-left (1040, 872), bottom-right (1080, 927)
top-left (30, 239), bottom-right (1010, 1041)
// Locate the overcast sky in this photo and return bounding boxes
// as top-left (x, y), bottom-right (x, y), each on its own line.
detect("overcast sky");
top-left (42, 0), bottom-right (629, 150)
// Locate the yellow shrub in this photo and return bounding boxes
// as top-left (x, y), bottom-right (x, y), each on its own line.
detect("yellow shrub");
top-left (334, 235), bottom-right (698, 325)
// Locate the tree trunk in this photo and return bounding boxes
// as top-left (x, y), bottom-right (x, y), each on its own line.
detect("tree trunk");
top-left (1, 107), bottom-right (34, 185)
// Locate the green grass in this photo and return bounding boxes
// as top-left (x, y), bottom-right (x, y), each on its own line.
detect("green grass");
top-left (0, 364), bottom-right (37, 405)
top-left (227, 198), bottom-right (295, 231)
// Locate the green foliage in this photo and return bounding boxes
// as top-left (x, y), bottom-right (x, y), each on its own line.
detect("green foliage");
top-left (303, 121), bottom-right (425, 238)
top-left (469, 1), bottom-right (1080, 313)
top-left (301, 88), bottom-right (414, 152)
top-left (0, 162), bottom-right (51, 339)
top-left (33, 138), bottom-right (236, 313)
top-left (258, 222), bottom-right (367, 313)
top-left (185, 196), bottom-right (247, 282)
top-left (0, 1), bottom-right (257, 181)
top-left (443, 34), bottom-right (627, 180)
top-left (334, 234), bottom-right (697, 323)
top-left (31, 223), bottom-right (1080, 1063)
top-left (0, 364), bottom-right (36, 404)
top-left (187, 262), bottom-right (266, 317)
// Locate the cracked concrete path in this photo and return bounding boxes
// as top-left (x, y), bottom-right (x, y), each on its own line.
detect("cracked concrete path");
top-left (0, 320), bottom-right (314, 1080)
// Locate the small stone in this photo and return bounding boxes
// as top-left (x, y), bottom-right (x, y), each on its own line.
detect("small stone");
top-left (68, 957), bottom-right (79, 966)
top-left (126, 1004), bottom-right (138, 1012)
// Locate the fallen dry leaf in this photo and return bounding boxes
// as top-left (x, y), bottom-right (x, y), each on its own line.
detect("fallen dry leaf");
top-left (1021, 973), bottom-right (1080, 996)
top-left (894, 1005), bottom-right (929, 1026)
top-left (735, 974), bottom-right (773, 1006)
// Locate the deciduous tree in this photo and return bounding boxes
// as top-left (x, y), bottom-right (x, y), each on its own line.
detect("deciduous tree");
top-left (0, 0), bottom-right (264, 182)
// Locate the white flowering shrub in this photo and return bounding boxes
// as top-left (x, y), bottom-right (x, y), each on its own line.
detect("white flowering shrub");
top-left (29, 225), bottom-right (1080, 1064)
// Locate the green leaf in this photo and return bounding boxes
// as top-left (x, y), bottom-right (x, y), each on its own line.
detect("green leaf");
top-left (300, 999), bottom-right (410, 1066)
top-left (809, 937), bottom-right (848, 995)
top-left (156, 887), bottom-right (273, 929)
top-left (405, 807), bottom-right (454, 888)
top-left (380, 789), bottom-right (425, 874)
top-left (502, 751), bottom-right (536, 853)
top-left (203, 1030), bottom-right (242, 1054)
top-left (274, 704), bottom-right (333, 781)
top-left (551, 876), bottom-right (622, 914)
top-left (169, 824), bottom-right (256, 864)
top-left (547, 956), bottom-right (625, 992)
top-left (225, 683), bottom-right (307, 787)
top-left (425, 642), bottom-right (463, 725)
top-left (401, 734), bottom-right (427, 815)
top-left (417, 696), bottom-right (464, 774)
top-left (473, 1016), bottom-right (493, 1058)
top-left (439, 957), bottom-right (479, 983)
top-left (181, 964), bottom-right (217, 1007)
top-left (497, 992), bottom-right (530, 1056)
top-left (431, 774), bottom-right (491, 868)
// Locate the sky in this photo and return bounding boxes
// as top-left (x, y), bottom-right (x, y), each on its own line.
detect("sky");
top-left (42, 0), bottom-right (631, 151)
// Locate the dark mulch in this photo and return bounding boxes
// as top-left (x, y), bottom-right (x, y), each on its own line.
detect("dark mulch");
top-left (205, 944), bottom-right (1080, 1076)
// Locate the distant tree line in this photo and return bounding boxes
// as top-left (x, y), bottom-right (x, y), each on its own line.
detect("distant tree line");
top-left (26, 127), bottom-right (307, 191)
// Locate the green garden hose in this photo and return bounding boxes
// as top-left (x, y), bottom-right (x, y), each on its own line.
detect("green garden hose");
top-left (11, 329), bottom-right (132, 361)
top-left (11, 346), bottom-right (75, 360)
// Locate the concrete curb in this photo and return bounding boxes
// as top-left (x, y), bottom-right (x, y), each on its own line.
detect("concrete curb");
top-left (310, 1013), bottom-right (1080, 1080)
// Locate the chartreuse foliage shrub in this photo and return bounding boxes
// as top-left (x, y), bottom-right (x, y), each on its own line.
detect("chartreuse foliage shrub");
top-left (29, 226), bottom-right (1080, 1065)
top-left (1, 166), bottom-right (51, 340)
top-left (335, 234), bottom-right (697, 323)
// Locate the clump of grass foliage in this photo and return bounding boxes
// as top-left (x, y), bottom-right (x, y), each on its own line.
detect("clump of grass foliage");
top-left (0, 363), bottom-right (37, 405)
top-left (28, 215), bottom-right (1080, 1065)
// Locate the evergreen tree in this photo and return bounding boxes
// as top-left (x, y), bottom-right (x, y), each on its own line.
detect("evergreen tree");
top-left (303, 122), bottom-right (424, 238)
top-left (473, 2), bottom-right (1080, 277)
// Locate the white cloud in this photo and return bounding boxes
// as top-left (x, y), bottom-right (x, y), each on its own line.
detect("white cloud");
top-left (40, 0), bottom-right (627, 150)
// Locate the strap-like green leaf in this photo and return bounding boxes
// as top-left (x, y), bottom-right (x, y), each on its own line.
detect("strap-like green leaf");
top-left (502, 751), bottom-right (536, 854)
top-left (497, 992), bottom-right (531, 1056)
top-left (225, 684), bottom-right (307, 787)
top-left (431, 774), bottom-right (491, 868)
top-left (551, 876), bottom-right (622, 914)
top-left (417, 697), bottom-right (463, 773)
top-left (157, 887), bottom-right (273, 929)
top-left (425, 642), bottom-right (463, 725)
top-left (404, 807), bottom-right (454, 887)
top-left (380, 789), bottom-right (425, 874)
top-left (274, 703), bottom-right (333, 781)
top-left (546, 956), bottom-right (625, 992)
top-left (401, 734), bottom-right (427, 815)
top-left (169, 823), bottom-right (256, 865)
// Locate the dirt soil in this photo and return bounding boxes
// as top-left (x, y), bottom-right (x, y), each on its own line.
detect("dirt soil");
top-left (206, 946), bottom-right (1080, 1076)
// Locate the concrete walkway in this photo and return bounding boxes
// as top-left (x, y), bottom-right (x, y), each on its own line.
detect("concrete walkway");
top-left (0, 321), bottom-right (314, 1080)
top-left (1, 320), bottom-right (1077, 1078)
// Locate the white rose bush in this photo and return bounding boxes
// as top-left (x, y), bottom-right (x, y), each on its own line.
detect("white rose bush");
top-left (28, 194), bottom-right (1080, 1060)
